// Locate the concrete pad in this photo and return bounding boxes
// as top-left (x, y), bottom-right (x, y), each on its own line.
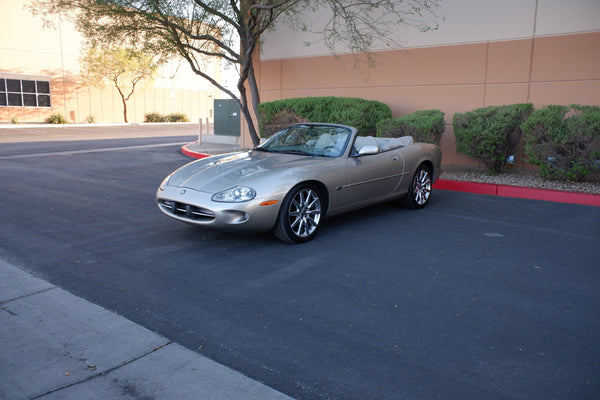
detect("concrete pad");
top-left (0, 285), bottom-right (168, 400)
top-left (0, 260), bottom-right (54, 302)
top-left (39, 342), bottom-right (293, 400)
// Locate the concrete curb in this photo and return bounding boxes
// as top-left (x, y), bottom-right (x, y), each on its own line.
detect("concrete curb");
top-left (181, 142), bottom-right (212, 159)
top-left (181, 143), bottom-right (600, 207)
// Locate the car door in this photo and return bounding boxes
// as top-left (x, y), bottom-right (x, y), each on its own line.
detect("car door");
top-left (343, 149), bottom-right (404, 206)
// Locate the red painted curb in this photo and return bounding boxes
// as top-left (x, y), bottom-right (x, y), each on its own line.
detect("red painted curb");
top-left (180, 144), bottom-right (600, 207)
top-left (433, 180), bottom-right (497, 196)
top-left (434, 179), bottom-right (600, 207)
top-left (181, 143), bottom-right (211, 160)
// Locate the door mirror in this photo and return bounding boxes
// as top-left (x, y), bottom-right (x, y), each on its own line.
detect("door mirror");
top-left (357, 145), bottom-right (379, 156)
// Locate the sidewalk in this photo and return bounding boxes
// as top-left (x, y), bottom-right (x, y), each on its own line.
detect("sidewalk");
top-left (0, 259), bottom-right (293, 400)
top-left (0, 123), bottom-right (201, 143)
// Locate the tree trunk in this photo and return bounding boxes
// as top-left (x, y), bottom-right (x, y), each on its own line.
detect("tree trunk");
top-left (247, 61), bottom-right (262, 143)
top-left (122, 100), bottom-right (128, 123)
top-left (115, 85), bottom-right (129, 123)
top-left (237, 78), bottom-right (260, 147)
top-left (239, 30), bottom-right (262, 147)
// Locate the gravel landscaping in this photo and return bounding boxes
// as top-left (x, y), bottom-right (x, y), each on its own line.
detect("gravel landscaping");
top-left (441, 164), bottom-right (600, 195)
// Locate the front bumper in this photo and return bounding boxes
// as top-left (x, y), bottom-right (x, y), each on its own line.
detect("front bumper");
top-left (156, 185), bottom-right (282, 232)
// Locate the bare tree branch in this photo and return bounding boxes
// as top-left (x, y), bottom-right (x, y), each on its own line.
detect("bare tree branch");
top-left (30, 0), bottom-right (442, 146)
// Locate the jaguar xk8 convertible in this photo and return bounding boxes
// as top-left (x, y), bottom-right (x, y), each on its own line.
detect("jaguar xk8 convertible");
top-left (157, 123), bottom-right (442, 243)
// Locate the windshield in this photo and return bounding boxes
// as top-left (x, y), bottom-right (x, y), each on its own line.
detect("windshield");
top-left (257, 125), bottom-right (352, 158)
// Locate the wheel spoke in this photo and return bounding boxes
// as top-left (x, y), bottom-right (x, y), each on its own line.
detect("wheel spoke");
top-left (293, 220), bottom-right (303, 236)
top-left (308, 192), bottom-right (320, 210)
top-left (291, 198), bottom-right (301, 210)
top-left (301, 220), bottom-right (309, 236)
top-left (290, 216), bottom-right (301, 229)
top-left (299, 195), bottom-right (307, 206)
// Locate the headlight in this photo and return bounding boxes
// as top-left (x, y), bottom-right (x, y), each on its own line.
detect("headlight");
top-left (212, 186), bottom-right (256, 203)
top-left (159, 175), bottom-right (172, 191)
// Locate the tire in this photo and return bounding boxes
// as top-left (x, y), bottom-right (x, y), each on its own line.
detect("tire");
top-left (274, 184), bottom-right (323, 243)
top-left (403, 164), bottom-right (433, 209)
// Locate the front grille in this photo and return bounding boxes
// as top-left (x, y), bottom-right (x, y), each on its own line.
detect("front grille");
top-left (158, 200), bottom-right (215, 221)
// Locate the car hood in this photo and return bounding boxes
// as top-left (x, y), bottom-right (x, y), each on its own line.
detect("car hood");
top-left (168, 150), bottom-right (329, 193)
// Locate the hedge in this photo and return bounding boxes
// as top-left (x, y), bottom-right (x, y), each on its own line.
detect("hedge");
top-left (453, 104), bottom-right (533, 174)
top-left (257, 97), bottom-right (392, 137)
top-left (376, 109), bottom-right (445, 144)
top-left (521, 105), bottom-right (600, 181)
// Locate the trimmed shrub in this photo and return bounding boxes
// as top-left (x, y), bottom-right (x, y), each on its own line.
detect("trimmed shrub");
top-left (453, 103), bottom-right (533, 174)
top-left (46, 112), bottom-right (67, 124)
top-left (166, 113), bottom-right (189, 122)
top-left (257, 97), bottom-right (392, 137)
top-left (522, 105), bottom-right (600, 181)
top-left (144, 112), bottom-right (166, 122)
top-left (376, 109), bottom-right (445, 144)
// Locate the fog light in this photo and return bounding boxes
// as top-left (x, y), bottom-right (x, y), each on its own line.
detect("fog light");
top-left (224, 210), bottom-right (250, 224)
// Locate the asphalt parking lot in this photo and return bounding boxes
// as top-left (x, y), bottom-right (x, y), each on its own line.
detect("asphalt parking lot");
top-left (1, 125), bottom-right (599, 399)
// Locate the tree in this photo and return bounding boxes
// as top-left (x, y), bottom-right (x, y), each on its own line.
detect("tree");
top-left (31, 0), bottom-right (442, 146)
top-left (81, 46), bottom-right (163, 123)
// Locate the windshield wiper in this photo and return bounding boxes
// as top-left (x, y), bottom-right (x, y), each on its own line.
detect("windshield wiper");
top-left (279, 150), bottom-right (313, 156)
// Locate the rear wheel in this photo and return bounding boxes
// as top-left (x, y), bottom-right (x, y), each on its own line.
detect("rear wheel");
top-left (274, 184), bottom-right (323, 243)
top-left (403, 164), bottom-right (432, 209)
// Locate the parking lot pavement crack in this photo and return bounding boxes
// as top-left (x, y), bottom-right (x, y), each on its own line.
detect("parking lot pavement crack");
top-left (0, 286), bottom-right (56, 306)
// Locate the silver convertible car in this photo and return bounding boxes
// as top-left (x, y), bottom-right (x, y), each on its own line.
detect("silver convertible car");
top-left (157, 123), bottom-right (442, 243)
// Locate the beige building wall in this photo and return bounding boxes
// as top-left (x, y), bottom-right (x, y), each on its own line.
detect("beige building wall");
top-left (1, 0), bottom-right (223, 125)
top-left (257, 0), bottom-right (600, 166)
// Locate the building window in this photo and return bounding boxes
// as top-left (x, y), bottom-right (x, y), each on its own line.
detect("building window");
top-left (0, 75), bottom-right (52, 108)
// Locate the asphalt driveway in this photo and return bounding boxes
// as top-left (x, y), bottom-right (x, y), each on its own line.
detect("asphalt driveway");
top-left (1, 131), bottom-right (599, 399)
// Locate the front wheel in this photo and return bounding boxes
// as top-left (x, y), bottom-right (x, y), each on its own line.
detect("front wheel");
top-left (274, 184), bottom-right (323, 243)
top-left (403, 164), bottom-right (433, 209)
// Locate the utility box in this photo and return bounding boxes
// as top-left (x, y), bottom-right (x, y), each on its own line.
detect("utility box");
top-left (214, 99), bottom-right (241, 137)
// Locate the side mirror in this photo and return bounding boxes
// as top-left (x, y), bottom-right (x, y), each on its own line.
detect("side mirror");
top-left (357, 145), bottom-right (379, 156)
